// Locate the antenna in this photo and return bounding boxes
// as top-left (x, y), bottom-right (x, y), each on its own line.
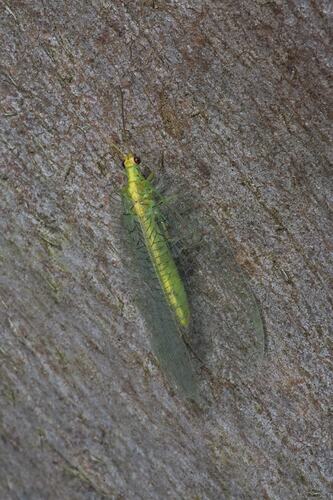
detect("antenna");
top-left (108, 140), bottom-right (125, 159)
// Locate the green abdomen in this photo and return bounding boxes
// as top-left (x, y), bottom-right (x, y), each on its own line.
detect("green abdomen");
top-left (126, 166), bottom-right (190, 328)
top-left (140, 212), bottom-right (190, 328)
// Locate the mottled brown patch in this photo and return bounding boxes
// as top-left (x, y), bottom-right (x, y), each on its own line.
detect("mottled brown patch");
top-left (158, 93), bottom-right (185, 139)
top-left (96, 29), bottom-right (111, 46)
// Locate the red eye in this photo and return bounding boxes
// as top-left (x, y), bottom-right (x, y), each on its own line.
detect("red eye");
top-left (134, 156), bottom-right (141, 164)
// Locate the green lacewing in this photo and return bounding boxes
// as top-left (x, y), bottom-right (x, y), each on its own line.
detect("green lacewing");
top-left (111, 145), bottom-right (264, 401)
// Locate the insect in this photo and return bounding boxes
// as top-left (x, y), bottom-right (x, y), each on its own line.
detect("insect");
top-left (110, 144), bottom-right (199, 401)
top-left (121, 152), bottom-right (190, 329)
top-left (110, 144), bottom-right (265, 402)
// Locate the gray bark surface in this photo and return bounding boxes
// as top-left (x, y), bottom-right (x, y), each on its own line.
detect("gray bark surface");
top-left (0, 1), bottom-right (331, 499)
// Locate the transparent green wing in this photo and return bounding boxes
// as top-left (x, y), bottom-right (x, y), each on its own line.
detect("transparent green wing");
top-left (158, 186), bottom-right (265, 382)
top-left (121, 193), bottom-right (200, 402)
top-left (115, 170), bottom-right (264, 400)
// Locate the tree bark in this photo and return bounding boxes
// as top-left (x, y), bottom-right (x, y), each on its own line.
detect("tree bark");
top-left (0, 1), bottom-right (331, 499)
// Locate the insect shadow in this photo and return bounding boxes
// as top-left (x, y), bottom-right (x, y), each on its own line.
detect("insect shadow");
top-left (157, 183), bottom-right (265, 384)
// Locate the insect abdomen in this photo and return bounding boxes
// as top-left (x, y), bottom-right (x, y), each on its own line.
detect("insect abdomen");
top-left (126, 167), bottom-right (190, 328)
top-left (141, 213), bottom-right (190, 328)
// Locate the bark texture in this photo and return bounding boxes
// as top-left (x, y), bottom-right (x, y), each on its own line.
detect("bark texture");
top-left (0, 1), bottom-right (331, 499)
